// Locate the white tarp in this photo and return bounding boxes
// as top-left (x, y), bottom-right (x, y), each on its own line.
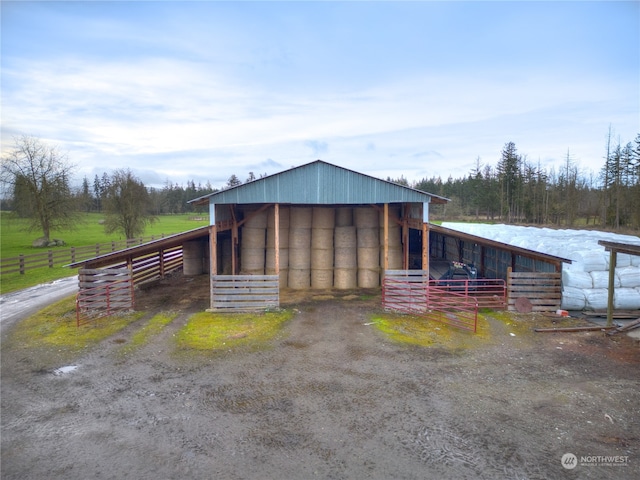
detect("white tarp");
top-left (442, 223), bottom-right (640, 310)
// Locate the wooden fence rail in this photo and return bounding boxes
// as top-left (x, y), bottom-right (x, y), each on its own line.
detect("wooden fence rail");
top-left (210, 275), bottom-right (280, 312)
top-left (1, 234), bottom-right (174, 275)
top-left (506, 268), bottom-right (562, 312)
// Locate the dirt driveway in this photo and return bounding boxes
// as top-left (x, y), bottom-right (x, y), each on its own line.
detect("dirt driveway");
top-left (1, 274), bottom-right (639, 479)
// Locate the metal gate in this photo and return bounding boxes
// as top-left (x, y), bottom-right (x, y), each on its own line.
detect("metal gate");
top-left (382, 270), bottom-right (501, 333)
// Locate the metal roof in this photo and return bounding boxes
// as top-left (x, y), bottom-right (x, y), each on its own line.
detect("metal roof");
top-left (430, 224), bottom-right (572, 265)
top-left (189, 160), bottom-right (448, 206)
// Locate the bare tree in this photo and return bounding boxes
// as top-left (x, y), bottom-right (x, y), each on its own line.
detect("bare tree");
top-left (103, 169), bottom-right (156, 239)
top-left (0, 135), bottom-right (79, 243)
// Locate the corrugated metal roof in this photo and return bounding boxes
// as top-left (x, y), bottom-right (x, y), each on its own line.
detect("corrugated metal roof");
top-left (189, 160), bottom-right (448, 205)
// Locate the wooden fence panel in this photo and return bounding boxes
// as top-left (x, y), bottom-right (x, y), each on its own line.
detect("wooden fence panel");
top-left (507, 269), bottom-right (562, 312)
top-left (211, 275), bottom-right (279, 312)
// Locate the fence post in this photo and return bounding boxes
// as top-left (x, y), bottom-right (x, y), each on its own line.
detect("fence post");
top-left (19, 254), bottom-right (25, 275)
top-left (506, 266), bottom-right (512, 308)
top-left (71, 247), bottom-right (76, 264)
top-left (48, 250), bottom-right (54, 268)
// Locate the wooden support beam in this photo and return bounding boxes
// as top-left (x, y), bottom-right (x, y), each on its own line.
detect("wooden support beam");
top-left (422, 222), bottom-right (429, 271)
top-left (607, 250), bottom-right (617, 327)
top-left (383, 203), bottom-right (389, 273)
top-left (274, 204), bottom-right (280, 275)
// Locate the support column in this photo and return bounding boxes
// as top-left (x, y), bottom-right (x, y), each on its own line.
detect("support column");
top-left (383, 203), bottom-right (389, 273)
top-left (274, 204), bottom-right (280, 275)
top-left (209, 202), bottom-right (218, 311)
top-left (422, 201), bottom-right (430, 272)
top-left (606, 250), bottom-right (616, 327)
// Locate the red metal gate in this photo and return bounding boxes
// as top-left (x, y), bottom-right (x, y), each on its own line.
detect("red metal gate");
top-left (382, 272), bottom-right (494, 333)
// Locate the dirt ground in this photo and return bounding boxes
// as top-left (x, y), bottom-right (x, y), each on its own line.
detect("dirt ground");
top-left (1, 273), bottom-right (639, 480)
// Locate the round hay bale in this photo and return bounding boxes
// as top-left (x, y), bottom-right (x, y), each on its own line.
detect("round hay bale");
top-left (240, 248), bottom-right (265, 272)
top-left (267, 206), bottom-right (290, 229)
top-left (267, 226), bottom-right (290, 249)
top-left (379, 226), bottom-right (402, 247)
top-left (290, 207), bottom-right (313, 229)
top-left (312, 207), bottom-right (335, 229)
top-left (357, 228), bottom-right (379, 248)
top-left (334, 226), bottom-right (356, 249)
top-left (357, 246), bottom-right (380, 269)
top-left (354, 207), bottom-right (379, 228)
top-left (311, 248), bottom-right (334, 269)
top-left (266, 248), bottom-right (289, 270)
top-left (311, 269), bottom-right (333, 289)
top-left (380, 246), bottom-right (403, 270)
top-left (334, 247), bottom-right (357, 268)
top-left (358, 268), bottom-right (380, 288)
top-left (183, 241), bottom-right (204, 276)
top-left (289, 227), bottom-right (311, 250)
top-left (289, 246), bottom-right (311, 269)
top-left (335, 207), bottom-right (353, 227)
top-left (221, 237), bottom-right (232, 274)
top-left (334, 268), bottom-right (357, 289)
top-left (311, 228), bottom-right (334, 249)
top-left (243, 207), bottom-right (268, 229)
top-left (242, 227), bottom-right (266, 249)
top-left (288, 268), bottom-right (310, 289)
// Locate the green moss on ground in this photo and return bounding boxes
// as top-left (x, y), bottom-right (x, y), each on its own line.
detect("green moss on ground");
top-left (371, 311), bottom-right (492, 350)
top-left (7, 296), bottom-right (144, 363)
top-left (175, 310), bottom-right (294, 352)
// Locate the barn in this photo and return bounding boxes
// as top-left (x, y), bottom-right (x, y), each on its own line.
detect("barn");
top-left (70, 160), bottom-right (571, 320)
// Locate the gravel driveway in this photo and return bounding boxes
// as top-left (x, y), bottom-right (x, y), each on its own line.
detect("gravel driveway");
top-left (1, 275), bottom-right (639, 479)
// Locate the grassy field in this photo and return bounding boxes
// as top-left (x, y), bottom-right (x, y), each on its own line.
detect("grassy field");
top-left (0, 212), bottom-right (209, 294)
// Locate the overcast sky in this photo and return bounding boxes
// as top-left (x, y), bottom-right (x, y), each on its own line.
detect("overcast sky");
top-left (1, 1), bottom-right (638, 190)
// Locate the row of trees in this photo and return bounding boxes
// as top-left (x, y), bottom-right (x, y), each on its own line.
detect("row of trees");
top-left (2, 131), bottom-right (639, 245)
top-left (1, 136), bottom-right (157, 241)
top-left (399, 132), bottom-right (640, 230)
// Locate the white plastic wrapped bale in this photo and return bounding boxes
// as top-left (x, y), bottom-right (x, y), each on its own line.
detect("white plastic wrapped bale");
top-left (584, 289), bottom-right (609, 310)
top-left (573, 250), bottom-right (608, 272)
top-left (614, 289), bottom-right (640, 309)
top-left (561, 287), bottom-right (586, 310)
top-left (617, 266), bottom-right (640, 288)
top-left (590, 270), bottom-right (620, 289)
top-left (562, 270), bottom-right (592, 289)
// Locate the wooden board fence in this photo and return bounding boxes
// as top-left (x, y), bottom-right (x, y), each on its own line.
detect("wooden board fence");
top-left (210, 275), bottom-right (279, 312)
top-left (507, 268), bottom-right (561, 312)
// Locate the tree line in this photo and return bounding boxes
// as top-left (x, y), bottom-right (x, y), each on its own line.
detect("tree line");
top-left (2, 131), bottom-right (639, 246)
top-left (395, 132), bottom-right (640, 231)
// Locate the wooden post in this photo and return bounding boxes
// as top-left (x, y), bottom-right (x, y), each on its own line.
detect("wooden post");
top-left (383, 203), bottom-right (389, 274)
top-left (606, 250), bottom-right (616, 327)
top-left (274, 204), bottom-right (280, 275)
top-left (159, 249), bottom-right (165, 278)
top-left (422, 222), bottom-right (429, 271)
top-left (402, 204), bottom-right (409, 269)
top-left (422, 202), bottom-right (430, 272)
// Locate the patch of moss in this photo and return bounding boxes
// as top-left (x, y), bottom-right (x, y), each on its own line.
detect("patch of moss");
top-left (117, 311), bottom-right (178, 356)
top-left (371, 311), bottom-right (491, 350)
top-left (8, 297), bottom-right (144, 354)
top-left (175, 310), bottom-right (293, 352)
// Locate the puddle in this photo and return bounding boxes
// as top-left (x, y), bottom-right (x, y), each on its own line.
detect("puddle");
top-left (53, 366), bottom-right (78, 375)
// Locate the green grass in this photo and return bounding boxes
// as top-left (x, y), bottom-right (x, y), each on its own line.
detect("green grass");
top-left (6, 296), bottom-right (145, 365)
top-left (175, 310), bottom-right (294, 352)
top-left (371, 312), bottom-right (492, 349)
top-left (0, 212), bottom-right (209, 294)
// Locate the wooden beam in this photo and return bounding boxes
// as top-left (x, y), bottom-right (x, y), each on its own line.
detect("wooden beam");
top-left (607, 250), bottom-right (617, 327)
top-left (422, 222), bottom-right (429, 271)
top-left (274, 204), bottom-right (280, 276)
top-left (383, 203), bottom-right (389, 273)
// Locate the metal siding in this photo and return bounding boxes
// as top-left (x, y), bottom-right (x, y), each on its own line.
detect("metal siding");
top-left (205, 160), bottom-right (436, 205)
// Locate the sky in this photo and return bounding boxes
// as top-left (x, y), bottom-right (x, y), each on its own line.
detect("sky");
top-left (1, 1), bottom-right (638, 191)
